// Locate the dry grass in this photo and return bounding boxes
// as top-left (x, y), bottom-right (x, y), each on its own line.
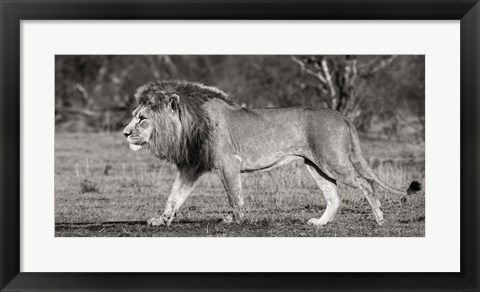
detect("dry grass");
top-left (55, 132), bottom-right (425, 237)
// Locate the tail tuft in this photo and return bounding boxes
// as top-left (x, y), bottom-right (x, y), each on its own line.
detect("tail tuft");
top-left (407, 181), bottom-right (422, 195)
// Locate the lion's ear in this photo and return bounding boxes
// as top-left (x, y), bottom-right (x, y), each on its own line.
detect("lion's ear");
top-left (167, 94), bottom-right (180, 111)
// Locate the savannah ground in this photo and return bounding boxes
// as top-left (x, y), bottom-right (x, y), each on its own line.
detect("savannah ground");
top-left (55, 132), bottom-right (425, 237)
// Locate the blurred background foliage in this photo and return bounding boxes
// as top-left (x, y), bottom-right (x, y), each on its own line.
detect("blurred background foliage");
top-left (55, 55), bottom-right (424, 140)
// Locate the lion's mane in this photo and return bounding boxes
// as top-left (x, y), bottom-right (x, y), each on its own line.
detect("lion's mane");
top-left (135, 80), bottom-right (234, 175)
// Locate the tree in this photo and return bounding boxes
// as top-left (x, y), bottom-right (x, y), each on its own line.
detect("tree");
top-left (291, 55), bottom-right (397, 124)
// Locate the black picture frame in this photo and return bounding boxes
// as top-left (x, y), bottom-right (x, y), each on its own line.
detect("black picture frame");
top-left (1, 0), bottom-right (479, 291)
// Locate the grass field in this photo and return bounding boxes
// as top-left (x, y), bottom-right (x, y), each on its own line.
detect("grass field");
top-left (55, 132), bottom-right (425, 237)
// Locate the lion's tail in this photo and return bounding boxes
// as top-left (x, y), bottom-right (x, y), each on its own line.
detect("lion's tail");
top-left (347, 120), bottom-right (422, 196)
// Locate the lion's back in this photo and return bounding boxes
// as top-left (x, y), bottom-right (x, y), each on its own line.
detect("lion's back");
top-left (219, 106), bottom-right (337, 153)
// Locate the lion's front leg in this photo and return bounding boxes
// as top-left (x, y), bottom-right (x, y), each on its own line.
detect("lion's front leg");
top-left (219, 158), bottom-right (245, 224)
top-left (148, 170), bottom-right (199, 227)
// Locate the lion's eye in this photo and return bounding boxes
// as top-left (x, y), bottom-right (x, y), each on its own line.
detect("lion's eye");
top-left (138, 116), bottom-right (146, 122)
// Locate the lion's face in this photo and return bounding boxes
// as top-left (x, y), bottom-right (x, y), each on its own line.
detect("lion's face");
top-left (123, 93), bottom-right (182, 153)
top-left (123, 106), bottom-right (156, 151)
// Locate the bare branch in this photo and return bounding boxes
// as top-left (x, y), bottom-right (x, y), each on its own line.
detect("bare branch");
top-left (320, 59), bottom-right (336, 99)
top-left (162, 55), bottom-right (177, 76)
top-left (316, 85), bottom-right (329, 96)
top-left (357, 58), bottom-right (377, 71)
top-left (363, 55), bottom-right (398, 76)
top-left (343, 56), bottom-right (358, 89)
top-left (291, 56), bottom-right (327, 83)
top-left (350, 57), bottom-right (358, 87)
top-left (74, 83), bottom-right (89, 101)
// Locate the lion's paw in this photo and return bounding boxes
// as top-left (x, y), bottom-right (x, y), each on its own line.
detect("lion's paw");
top-left (222, 215), bottom-right (234, 224)
top-left (308, 218), bottom-right (328, 226)
top-left (376, 218), bottom-right (386, 226)
top-left (147, 217), bottom-right (165, 227)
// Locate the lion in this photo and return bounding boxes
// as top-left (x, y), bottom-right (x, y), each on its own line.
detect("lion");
top-left (123, 80), bottom-right (421, 227)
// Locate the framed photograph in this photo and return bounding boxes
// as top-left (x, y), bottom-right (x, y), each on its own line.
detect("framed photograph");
top-left (1, 0), bottom-right (479, 291)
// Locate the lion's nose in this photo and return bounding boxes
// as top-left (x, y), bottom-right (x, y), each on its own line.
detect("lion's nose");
top-left (123, 130), bottom-right (131, 138)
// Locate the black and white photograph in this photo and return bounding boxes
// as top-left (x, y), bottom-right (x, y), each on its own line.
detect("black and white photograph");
top-left (55, 55), bottom-right (425, 237)
top-left (3, 0), bottom-right (479, 289)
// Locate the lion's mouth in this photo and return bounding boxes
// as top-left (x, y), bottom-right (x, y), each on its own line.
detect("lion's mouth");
top-left (127, 138), bottom-right (147, 151)
top-left (132, 141), bottom-right (147, 146)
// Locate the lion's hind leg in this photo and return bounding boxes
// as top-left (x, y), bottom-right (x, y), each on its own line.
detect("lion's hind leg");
top-left (327, 159), bottom-right (385, 226)
top-left (321, 163), bottom-right (385, 226)
top-left (331, 166), bottom-right (385, 226)
top-left (304, 162), bottom-right (340, 226)
top-left (355, 176), bottom-right (385, 226)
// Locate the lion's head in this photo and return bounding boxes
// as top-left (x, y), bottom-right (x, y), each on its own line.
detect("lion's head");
top-left (123, 84), bottom-right (180, 153)
top-left (123, 80), bottom-right (233, 174)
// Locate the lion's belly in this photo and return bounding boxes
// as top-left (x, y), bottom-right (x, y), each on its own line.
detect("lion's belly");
top-left (239, 153), bottom-right (304, 173)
